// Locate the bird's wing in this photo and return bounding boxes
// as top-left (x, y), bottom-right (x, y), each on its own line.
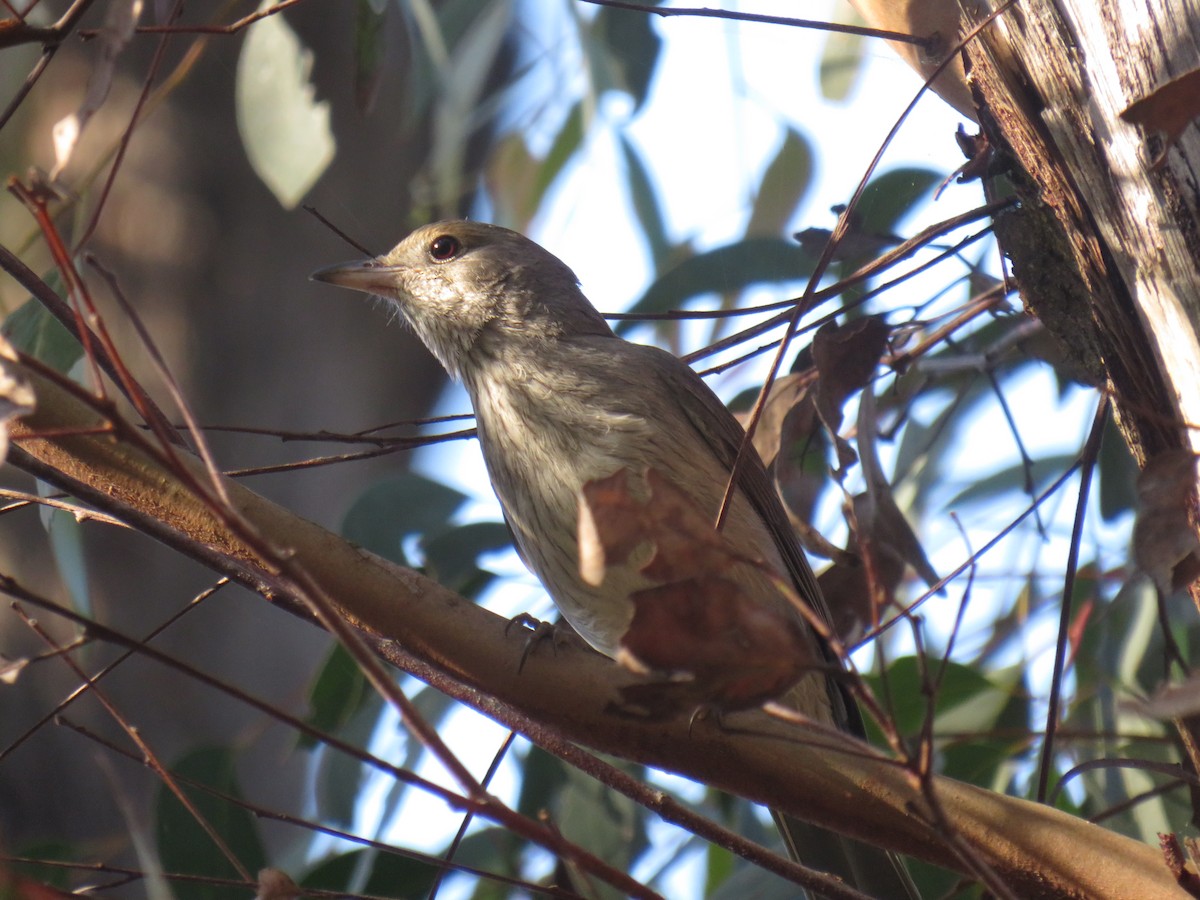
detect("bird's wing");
top-left (640, 346), bottom-right (832, 624)
top-left (639, 344), bottom-right (864, 735)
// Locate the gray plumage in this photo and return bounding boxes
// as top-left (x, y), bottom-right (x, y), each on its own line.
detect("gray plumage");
top-left (313, 220), bottom-right (916, 898)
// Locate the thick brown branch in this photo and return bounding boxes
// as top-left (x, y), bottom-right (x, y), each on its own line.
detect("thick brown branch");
top-left (5, 365), bottom-right (1186, 900)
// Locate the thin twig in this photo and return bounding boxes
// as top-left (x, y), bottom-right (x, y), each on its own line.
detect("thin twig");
top-left (1036, 397), bottom-right (1109, 803)
top-left (578, 0), bottom-right (931, 47)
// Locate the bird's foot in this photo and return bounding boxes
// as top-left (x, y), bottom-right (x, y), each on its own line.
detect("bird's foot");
top-left (687, 704), bottom-right (724, 737)
top-left (506, 613), bottom-right (578, 671)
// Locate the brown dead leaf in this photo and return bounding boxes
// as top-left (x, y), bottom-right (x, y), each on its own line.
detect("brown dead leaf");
top-left (51, 0), bottom-right (144, 178)
top-left (579, 467), bottom-right (742, 587)
top-left (749, 370), bottom-right (845, 562)
top-left (256, 868), bottom-right (300, 900)
top-left (617, 576), bottom-right (814, 713)
top-left (1123, 672), bottom-right (1200, 721)
top-left (749, 371), bottom-right (814, 468)
top-left (580, 467), bottom-right (815, 714)
top-left (1132, 449), bottom-right (1200, 594)
top-left (812, 316), bottom-right (890, 472)
top-left (1121, 68), bottom-right (1200, 169)
top-left (827, 388), bottom-right (938, 638)
top-left (818, 553), bottom-right (880, 646)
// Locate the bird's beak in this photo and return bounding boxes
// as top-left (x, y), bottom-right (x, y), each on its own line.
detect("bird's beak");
top-left (310, 259), bottom-right (398, 294)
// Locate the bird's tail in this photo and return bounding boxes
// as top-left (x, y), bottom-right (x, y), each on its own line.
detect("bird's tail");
top-left (772, 810), bottom-right (920, 899)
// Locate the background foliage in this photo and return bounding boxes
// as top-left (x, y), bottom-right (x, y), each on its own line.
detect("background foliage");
top-left (0, 1), bottom-right (1193, 898)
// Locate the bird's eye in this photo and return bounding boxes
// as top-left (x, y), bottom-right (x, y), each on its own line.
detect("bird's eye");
top-left (429, 235), bottom-right (462, 261)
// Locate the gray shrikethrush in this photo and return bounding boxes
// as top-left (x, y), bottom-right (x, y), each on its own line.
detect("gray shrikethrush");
top-left (313, 220), bottom-right (915, 898)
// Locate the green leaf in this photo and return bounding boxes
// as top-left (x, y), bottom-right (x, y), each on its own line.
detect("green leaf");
top-left (7, 841), bottom-right (77, 889)
top-left (422, 520), bottom-right (511, 598)
top-left (556, 764), bottom-right (644, 898)
top-left (870, 656), bottom-right (990, 737)
top-left (944, 453), bottom-right (1077, 511)
top-left (353, 0), bottom-right (388, 112)
top-left (1097, 413), bottom-right (1137, 521)
top-left (340, 472), bottom-right (468, 565)
top-left (154, 746), bottom-right (266, 898)
top-left (300, 642), bottom-right (370, 749)
top-left (617, 238), bottom-right (815, 335)
top-left (2, 295), bottom-right (82, 373)
top-left (748, 128), bottom-right (813, 237)
top-left (38, 500), bottom-right (90, 617)
top-left (709, 860), bottom-right (804, 900)
top-left (453, 827), bottom-right (519, 894)
top-left (314, 685), bottom-right (384, 828)
top-left (330, 684), bottom-right (457, 835)
top-left (855, 166), bottom-right (942, 236)
top-left (818, 28), bottom-right (866, 102)
top-left (536, 101), bottom-right (586, 201)
top-left (619, 135), bottom-right (672, 267)
top-left (489, 101), bottom-right (587, 232)
top-left (302, 847), bottom-right (440, 896)
top-left (589, 3), bottom-right (663, 110)
top-left (235, 0), bottom-right (336, 209)
top-left (428, 0), bottom-right (513, 213)
top-left (514, 744), bottom-right (569, 820)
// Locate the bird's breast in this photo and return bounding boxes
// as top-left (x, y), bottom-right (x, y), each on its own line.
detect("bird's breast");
top-left (468, 375), bottom-right (656, 654)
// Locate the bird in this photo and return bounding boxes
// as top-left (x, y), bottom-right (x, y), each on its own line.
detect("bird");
top-left (312, 220), bottom-right (916, 898)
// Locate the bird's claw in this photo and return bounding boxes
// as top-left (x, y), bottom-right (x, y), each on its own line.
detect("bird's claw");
top-left (506, 612), bottom-right (571, 672)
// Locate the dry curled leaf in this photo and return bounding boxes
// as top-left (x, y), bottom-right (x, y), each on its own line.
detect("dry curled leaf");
top-left (256, 868), bottom-right (300, 900)
top-left (747, 371), bottom-right (813, 469)
top-left (812, 316), bottom-right (890, 472)
top-left (1123, 673), bottom-right (1200, 721)
top-left (1121, 68), bottom-right (1200, 169)
top-left (51, 0), bottom-right (144, 178)
top-left (1132, 449), bottom-right (1200, 594)
top-left (820, 388), bottom-right (938, 641)
top-left (616, 576), bottom-right (814, 713)
top-left (580, 467), bottom-right (814, 714)
top-left (745, 371), bottom-right (844, 562)
top-left (579, 467), bottom-right (739, 587)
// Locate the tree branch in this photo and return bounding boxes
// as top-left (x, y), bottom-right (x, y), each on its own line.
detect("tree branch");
top-left (5, 363), bottom-right (1185, 899)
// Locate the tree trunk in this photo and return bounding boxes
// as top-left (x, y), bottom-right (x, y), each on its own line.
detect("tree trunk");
top-left (965, 1), bottom-right (1200, 470)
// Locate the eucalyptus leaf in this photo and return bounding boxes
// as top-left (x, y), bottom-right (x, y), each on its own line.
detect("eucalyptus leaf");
top-left (302, 847), bottom-right (439, 896)
top-left (354, 0), bottom-right (388, 113)
top-left (619, 135), bottom-right (672, 267)
top-left (556, 765), bottom-right (644, 899)
top-left (300, 642), bottom-right (370, 750)
top-left (341, 472), bottom-right (468, 565)
top-left (423, 520), bottom-right (511, 598)
top-left (748, 129), bottom-right (813, 237)
top-left (235, 0), bottom-right (336, 209)
top-left (1097, 412), bottom-right (1137, 521)
top-left (589, 2), bottom-right (663, 110)
top-left (618, 238), bottom-right (815, 335)
top-left (430, 0), bottom-right (513, 212)
top-left (154, 746), bottom-right (267, 898)
top-left (2, 295), bottom-right (82, 373)
top-left (818, 28), bottom-right (866, 102)
top-left (945, 453), bottom-right (1077, 511)
top-left (855, 167), bottom-right (942, 236)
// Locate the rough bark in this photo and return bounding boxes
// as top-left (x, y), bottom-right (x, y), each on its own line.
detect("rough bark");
top-left (965, 1), bottom-right (1200, 467)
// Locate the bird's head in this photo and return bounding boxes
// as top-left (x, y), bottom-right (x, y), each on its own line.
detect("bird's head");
top-left (312, 221), bottom-right (612, 379)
